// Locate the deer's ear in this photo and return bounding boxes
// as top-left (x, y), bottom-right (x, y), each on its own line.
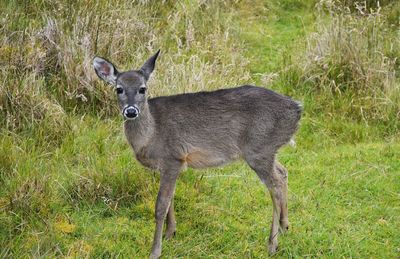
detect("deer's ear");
top-left (93, 57), bottom-right (119, 86)
top-left (140, 50), bottom-right (160, 80)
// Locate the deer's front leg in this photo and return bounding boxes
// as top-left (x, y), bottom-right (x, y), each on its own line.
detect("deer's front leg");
top-left (150, 170), bottom-right (179, 259)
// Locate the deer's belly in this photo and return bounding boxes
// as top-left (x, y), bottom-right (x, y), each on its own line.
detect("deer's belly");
top-left (181, 150), bottom-right (238, 169)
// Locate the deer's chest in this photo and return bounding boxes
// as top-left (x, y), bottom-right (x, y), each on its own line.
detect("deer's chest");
top-left (135, 147), bottom-right (161, 170)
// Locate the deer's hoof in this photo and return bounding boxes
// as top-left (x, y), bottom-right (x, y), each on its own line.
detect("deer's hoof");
top-left (165, 229), bottom-right (176, 240)
top-left (268, 239), bottom-right (278, 256)
top-left (149, 253), bottom-right (160, 259)
top-left (150, 249), bottom-right (161, 259)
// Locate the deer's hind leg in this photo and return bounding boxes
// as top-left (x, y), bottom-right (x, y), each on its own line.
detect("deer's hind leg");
top-left (165, 199), bottom-right (176, 239)
top-left (275, 161), bottom-right (289, 232)
top-left (245, 154), bottom-right (287, 255)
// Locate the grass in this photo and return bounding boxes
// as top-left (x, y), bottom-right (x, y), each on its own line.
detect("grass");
top-left (1, 0), bottom-right (400, 258)
top-left (238, 0), bottom-right (317, 78)
top-left (1, 117), bottom-right (399, 257)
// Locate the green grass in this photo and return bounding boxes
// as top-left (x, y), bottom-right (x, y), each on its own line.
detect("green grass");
top-left (1, 117), bottom-right (399, 257)
top-left (1, 0), bottom-right (399, 258)
top-left (238, 0), bottom-right (317, 78)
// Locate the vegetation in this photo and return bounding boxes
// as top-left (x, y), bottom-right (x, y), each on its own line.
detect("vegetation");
top-left (1, 0), bottom-right (399, 257)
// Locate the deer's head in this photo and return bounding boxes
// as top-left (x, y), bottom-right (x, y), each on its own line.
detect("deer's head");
top-left (93, 50), bottom-right (160, 120)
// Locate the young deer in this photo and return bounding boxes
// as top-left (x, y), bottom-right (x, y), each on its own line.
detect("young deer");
top-left (93, 50), bottom-right (302, 258)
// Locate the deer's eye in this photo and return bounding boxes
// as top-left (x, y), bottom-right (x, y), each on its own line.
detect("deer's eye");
top-left (139, 87), bottom-right (146, 94)
top-left (116, 87), bottom-right (124, 94)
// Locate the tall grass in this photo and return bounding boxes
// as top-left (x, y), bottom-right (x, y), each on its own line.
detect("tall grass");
top-left (288, 1), bottom-right (399, 130)
top-left (2, 0), bottom-right (398, 138)
top-left (0, 0), bottom-right (250, 137)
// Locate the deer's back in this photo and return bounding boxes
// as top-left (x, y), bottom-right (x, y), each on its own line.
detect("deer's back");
top-left (147, 85), bottom-right (301, 168)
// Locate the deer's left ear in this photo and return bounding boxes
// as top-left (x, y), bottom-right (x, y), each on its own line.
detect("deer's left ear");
top-left (93, 57), bottom-right (119, 86)
top-left (140, 49), bottom-right (160, 80)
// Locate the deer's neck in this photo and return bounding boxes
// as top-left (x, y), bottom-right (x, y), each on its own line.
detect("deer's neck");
top-left (124, 103), bottom-right (155, 153)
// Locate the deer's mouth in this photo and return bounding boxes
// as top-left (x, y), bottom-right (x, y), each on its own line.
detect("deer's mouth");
top-left (123, 106), bottom-right (140, 120)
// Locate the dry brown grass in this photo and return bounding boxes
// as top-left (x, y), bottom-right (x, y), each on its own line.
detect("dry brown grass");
top-left (0, 0), bottom-right (250, 135)
top-left (301, 0), bottom-right (400, 124)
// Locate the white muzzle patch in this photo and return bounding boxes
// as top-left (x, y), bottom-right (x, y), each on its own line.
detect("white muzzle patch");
top-left (123, 106), bottom-right (140, 120)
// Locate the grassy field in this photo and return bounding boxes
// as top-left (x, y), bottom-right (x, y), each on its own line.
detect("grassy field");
top-left (1, 0), bottom-right (399, 258)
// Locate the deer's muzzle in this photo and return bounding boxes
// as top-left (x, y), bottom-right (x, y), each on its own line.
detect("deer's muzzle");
top-left (123, 106), bottom-right (140, 120)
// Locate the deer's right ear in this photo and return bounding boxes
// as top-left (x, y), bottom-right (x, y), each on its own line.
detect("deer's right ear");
top-left (93, 57), bottom-right (119, 86)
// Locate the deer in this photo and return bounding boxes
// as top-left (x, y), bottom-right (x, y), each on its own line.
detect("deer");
top-left (93, 50), bottom-right (302, 258)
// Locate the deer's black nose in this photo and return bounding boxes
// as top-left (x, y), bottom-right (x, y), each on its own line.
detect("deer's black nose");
top-left (123, 106), bottom-right (139, 119)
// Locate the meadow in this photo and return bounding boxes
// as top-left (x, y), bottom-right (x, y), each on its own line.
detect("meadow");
top-left (1, 0), bottom-right (399, 257)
